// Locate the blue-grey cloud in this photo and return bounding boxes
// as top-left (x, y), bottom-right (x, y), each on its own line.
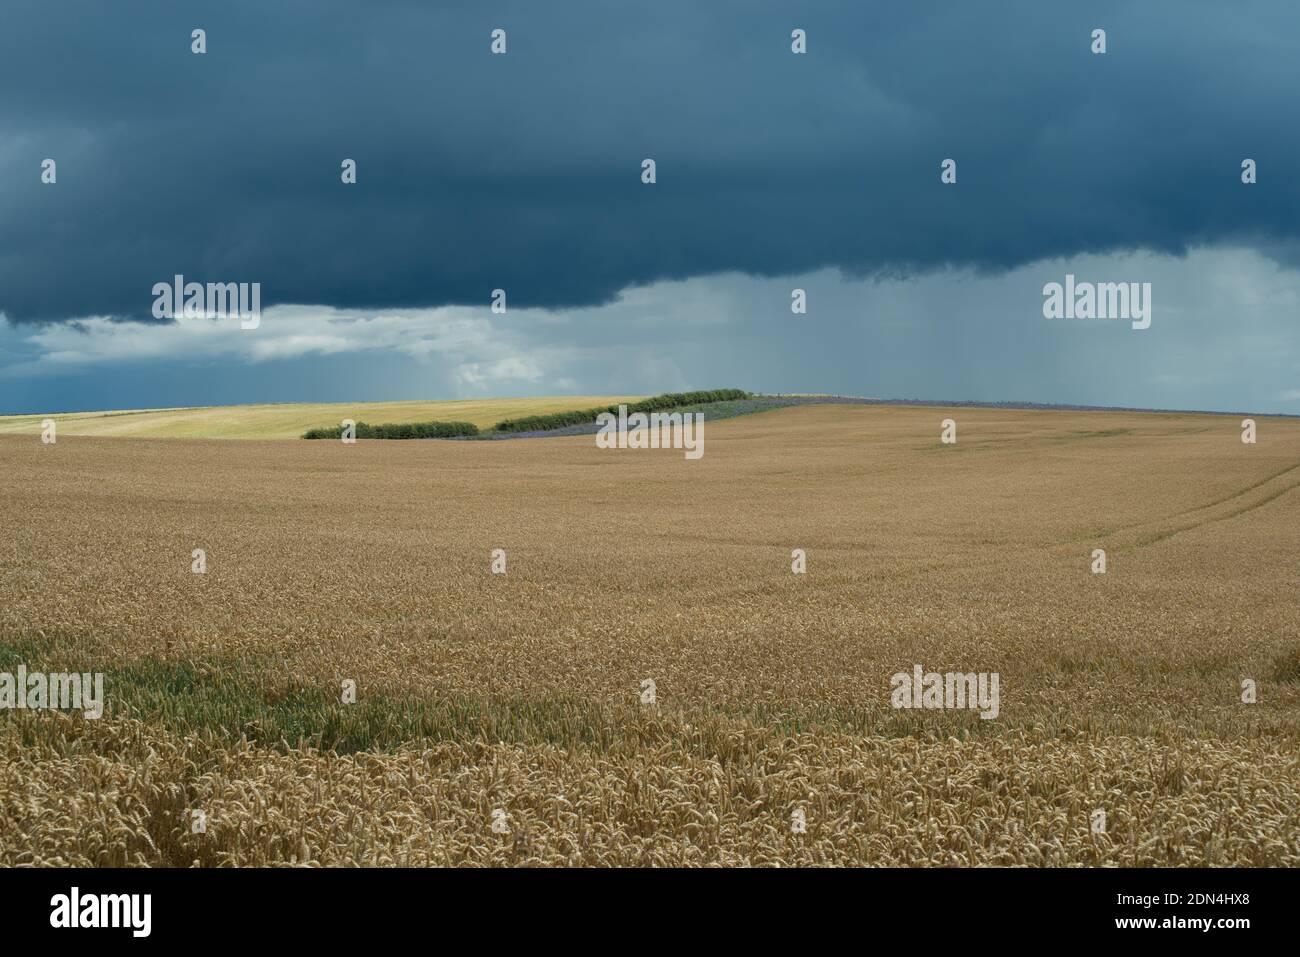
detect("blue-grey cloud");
top-left (2, 0), bottom-right (1297, 323)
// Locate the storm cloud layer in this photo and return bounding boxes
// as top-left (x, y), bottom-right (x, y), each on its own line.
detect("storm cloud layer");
top-left (3, 0), bottom-right (1298, 324)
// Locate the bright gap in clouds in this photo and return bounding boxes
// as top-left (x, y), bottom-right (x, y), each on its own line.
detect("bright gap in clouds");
top-left (1, 246), bottom-right (1297, 416)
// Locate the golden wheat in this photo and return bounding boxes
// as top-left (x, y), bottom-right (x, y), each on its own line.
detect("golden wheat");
top-left (1, 404), bottom-right (1297, 865)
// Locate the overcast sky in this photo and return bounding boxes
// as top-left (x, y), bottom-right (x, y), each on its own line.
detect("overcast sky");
top-left (1, 1), bottom-right (1297, 414)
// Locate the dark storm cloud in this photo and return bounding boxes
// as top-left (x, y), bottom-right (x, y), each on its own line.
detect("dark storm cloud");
top-left (1, 0), bottom-right (1297, 322)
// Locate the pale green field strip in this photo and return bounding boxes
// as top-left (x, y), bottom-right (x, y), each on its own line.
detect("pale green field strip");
top-left (0, 396), bottom-right (645, 440)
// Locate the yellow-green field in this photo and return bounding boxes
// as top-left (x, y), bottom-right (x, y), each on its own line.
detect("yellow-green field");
top-left (1, 403), bottom-right (1298, 866)
top-left (0, 396), bottom-right (643, 440)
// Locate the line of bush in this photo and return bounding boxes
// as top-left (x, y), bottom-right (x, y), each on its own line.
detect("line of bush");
top-left (299, 390), bottom-right (751, 439)
top-left (302, 420), bottom-right (480, 440)
top-left (491, 389), bottom-right (751, 433)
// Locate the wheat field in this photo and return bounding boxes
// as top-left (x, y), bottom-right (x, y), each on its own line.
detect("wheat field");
top-left (1, 403), bottom-right (1298, 866)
